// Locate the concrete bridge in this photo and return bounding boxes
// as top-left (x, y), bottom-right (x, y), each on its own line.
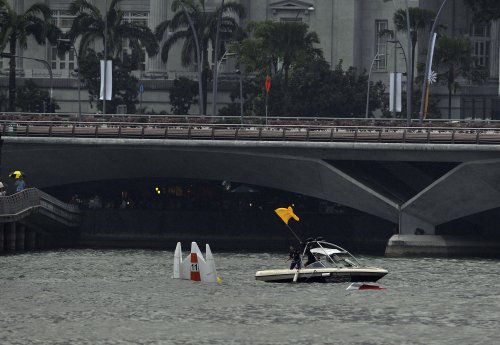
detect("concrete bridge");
top-left (2, 120), bottom-right (500, 256)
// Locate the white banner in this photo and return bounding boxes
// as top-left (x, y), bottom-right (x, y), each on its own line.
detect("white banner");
top-left (390, 72), bottom-right (402, 113)
top-left (100, 60), bottom-right (112, 100)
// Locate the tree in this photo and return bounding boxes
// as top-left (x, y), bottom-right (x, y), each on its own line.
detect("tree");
top-left (219, 57), bottom-right (387, 118)
top-left (68, 0), bottom-right (158, 59)
top-left (66, 0), bottom-right (158, 113)
top-left (78, 49), bottom-right (140, 114)
top-left (239, 21), bottom-right (321, 116)
top-left (0, 0), bottom-right (61, 111)
top-left (15, 79), bottom-right (59, 112)
top-left (155, 0), bottom-right (245, 115)
top-left (170, 77), bottom-right (198, 114)
top-left (433, 36), bottom-right (486, 118)
top-left (393, 7), bottom-right (436, 87)
top-left (464, 0), bottom-right (500, 21)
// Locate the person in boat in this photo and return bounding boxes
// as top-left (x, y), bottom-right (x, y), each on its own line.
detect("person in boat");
top-left (287, 245), bottom-right (302, 270)
top-left (304, 247), bottom-right (318, 267)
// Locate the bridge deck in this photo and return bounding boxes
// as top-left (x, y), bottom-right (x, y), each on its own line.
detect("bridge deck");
top-left (3, 121), bottom-right (500, 144)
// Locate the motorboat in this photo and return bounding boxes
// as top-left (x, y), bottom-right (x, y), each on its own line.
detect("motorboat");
top-left (255, 238), bottom-right (388, 283)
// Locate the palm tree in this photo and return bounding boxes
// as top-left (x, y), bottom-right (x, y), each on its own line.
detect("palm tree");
top-left (393, 7), bottom-right (436, 84)
top-left (155, 0), bottom-right (245, 115)
top-left (68, 0), bottom-right (158, 60)
top-left (241, 21), bottom-right (321, 116)
top-left (0, 0), bottom-right (61, 111)
top-left (433, 36), bottom-right (484, 118)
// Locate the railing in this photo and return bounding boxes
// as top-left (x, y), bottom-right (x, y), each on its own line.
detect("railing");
top-left (2, 120), bottom-right (500, 144)
top-left (0, 188), bottom-right (40, 222)
top-left (0, 188), bottom-right (80, 225)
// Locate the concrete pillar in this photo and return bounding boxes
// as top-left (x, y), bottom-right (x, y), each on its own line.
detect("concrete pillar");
top-left (400, 211), bottom-right (435, 235)
top-left (36, 233), bottom-right (45, 250)
top-left (385, 234), bottom-right (500, 257)
top-left (16, 224), bottom-right (25, 251)
top-left (25, 229), bottom-right (36, 250)
top-left (5, 222), bottom-right (16, 251)
top-left (0, 223), bottom-right (4, 253)
top-left (147, 0), bottom-right (168, 74)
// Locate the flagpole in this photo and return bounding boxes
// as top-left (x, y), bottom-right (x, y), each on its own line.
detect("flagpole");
top-left (285, 224), bottom-right (302, 243)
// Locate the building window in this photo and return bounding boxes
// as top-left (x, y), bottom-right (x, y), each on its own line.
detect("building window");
top-left (51, 10), bottom-right (74, 30)
top-left (375, 20), bottom-right (388, 70)
top-left (121, 11), bottom-right (149, 71)
top-left (51, 46), bottom-right (76, 71)
top-left (469, 23), bottom-right (491, 68)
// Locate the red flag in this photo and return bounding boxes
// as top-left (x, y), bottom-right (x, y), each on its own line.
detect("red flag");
top-left (265, 75), bottom-right (271, 93)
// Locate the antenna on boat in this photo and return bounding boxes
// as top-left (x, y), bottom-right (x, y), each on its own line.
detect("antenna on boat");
top-left (274, 206), bottom-right (302, 243)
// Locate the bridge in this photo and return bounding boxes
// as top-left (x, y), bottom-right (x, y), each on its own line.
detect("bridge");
top-left (1, 118), bottom-right (500, 256)
top-left (0, 188), bottom-right (80, 252)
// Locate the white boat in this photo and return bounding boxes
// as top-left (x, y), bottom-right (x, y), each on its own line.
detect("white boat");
top-left (255, 238), bottom-right (388, 283)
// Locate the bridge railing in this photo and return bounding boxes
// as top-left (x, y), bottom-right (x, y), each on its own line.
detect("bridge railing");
top-left (0, 188), bottom-right (80, 225)
top-left (0, 188), bottom-right (40, 222)
top-left (2, 120), bottom-right (500, 144)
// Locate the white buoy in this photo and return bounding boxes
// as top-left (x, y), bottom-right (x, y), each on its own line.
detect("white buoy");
top-left (173, 242), bottom-right (219, 283)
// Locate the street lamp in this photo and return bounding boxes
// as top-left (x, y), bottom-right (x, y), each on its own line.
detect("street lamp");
top-left (295, 6), bottom-right (315, 20)
top-left (213, 51), bottom-right (237, 119)
top-left (418, 0), bottom-right (450, 123)
top-left (0, 53), bottom-right (53, 111)
top-left (388, 39), bottom-right (408, 117)
top-left (365, 52), bottom-right (384, 118)
top-left (58, 39), bottom-right (81, 121)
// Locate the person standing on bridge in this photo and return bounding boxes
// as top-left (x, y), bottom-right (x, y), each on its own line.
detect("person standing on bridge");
top-left (15, 177), bottom-right (26, 193)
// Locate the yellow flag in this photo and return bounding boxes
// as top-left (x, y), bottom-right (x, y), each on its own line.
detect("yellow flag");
top-left (274, 206), bottom-right (300, 225)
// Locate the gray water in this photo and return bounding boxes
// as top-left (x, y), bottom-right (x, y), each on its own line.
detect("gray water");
top-left (1, 249), bottom-right (499, 345)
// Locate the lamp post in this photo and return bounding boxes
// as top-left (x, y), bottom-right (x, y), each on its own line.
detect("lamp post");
top-left (1, 53), bottom-right (53, 111)
top-left (213, 51), bottom-right (237, 118)
top-left (388, 39), bottom-right (408, 117)
top-left (103, 0), bottom-right (108, 115)
top-left (295, 6), bottom-right (315, 20)
top-left (58, 39), bottom-right (81, 121)
top-left (365, 52), bottom-right (384, 118)
top-left (418, 0), bottom-right (450, 123)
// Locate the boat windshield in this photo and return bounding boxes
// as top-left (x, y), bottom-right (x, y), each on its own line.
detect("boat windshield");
top-left (304, 241), bottom-right (361, 268)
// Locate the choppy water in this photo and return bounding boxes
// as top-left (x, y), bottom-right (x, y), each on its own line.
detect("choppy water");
top-left (1, 249), bottom-right (499, 345)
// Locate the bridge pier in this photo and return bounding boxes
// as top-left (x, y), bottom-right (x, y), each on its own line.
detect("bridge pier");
top-left (385, 234), bottom-right (500, 257)
top-left (5, 223), bottom-right (16, 251)
top-left (0, 223), bottom-right (3, 253)
top-left (25, 229), bottom-right (36, 250)
top-left (36, 234), bottom-right (45, 250)
top-left (399, 211), bottom-right (435, 235)
top-left (16, 224), bottom-right (25, 251)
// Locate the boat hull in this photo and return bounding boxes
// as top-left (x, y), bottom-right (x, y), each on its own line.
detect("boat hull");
top-left (255, 267), bottom-right (388, 283)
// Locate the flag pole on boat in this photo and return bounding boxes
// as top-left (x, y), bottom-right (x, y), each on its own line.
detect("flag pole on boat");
top-left (274, 206), bottom-right (301, 243)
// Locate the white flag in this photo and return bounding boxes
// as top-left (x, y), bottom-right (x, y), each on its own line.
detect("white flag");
top-left (100, 60), bottom-right (112, 100)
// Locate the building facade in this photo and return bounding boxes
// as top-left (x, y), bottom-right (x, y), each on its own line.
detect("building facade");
top-left (1, 0), bottom-right (499, 118)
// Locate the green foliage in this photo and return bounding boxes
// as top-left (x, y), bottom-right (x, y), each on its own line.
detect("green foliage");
top-left (169, 77), bottom-right (198, 115)
top-left (156, 0), bottom-right (245, 114)
top-left (78, 49), bottom-right (139, 114)
top-left (0, 0), bottom-right (61, 111)
top-left (237, 20), bottom-right (321, 116)
top-left (219, 58), bottom-right (388, 118)
top-left (67, 0), bottom-right (158, 59)
top-left (433, 36), bottom-right (487, 118)
top-left (15, 80), bottom-right (59, 112)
